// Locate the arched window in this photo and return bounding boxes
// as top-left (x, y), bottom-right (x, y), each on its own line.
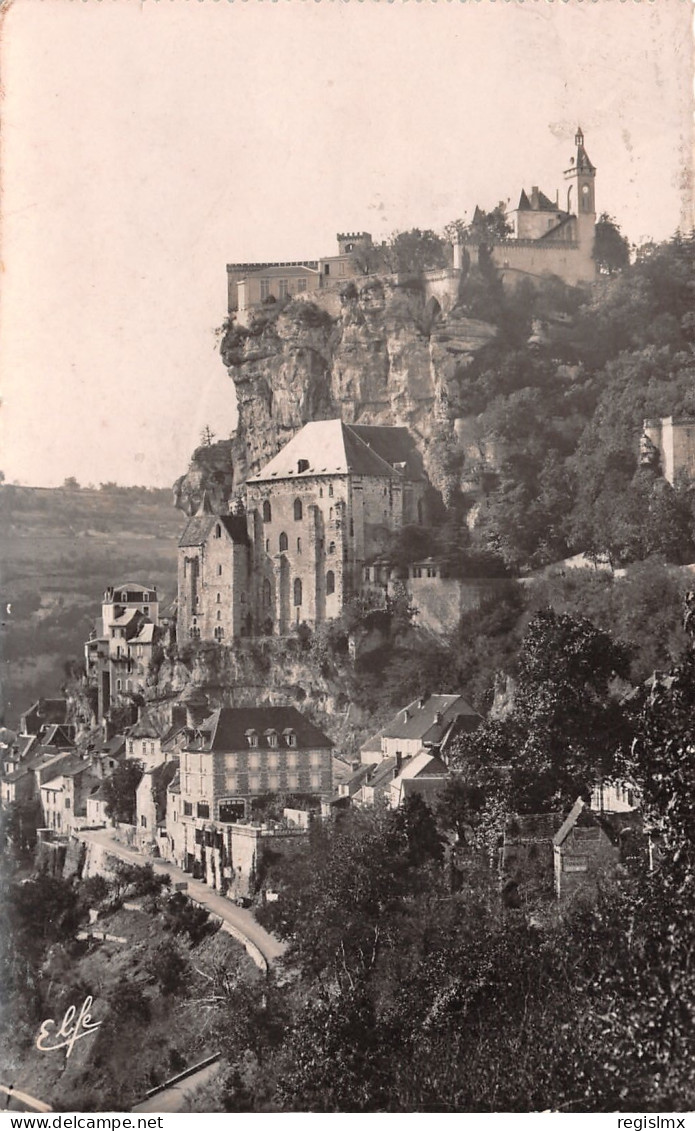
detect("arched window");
top-left (328, 541), bottom-right (336, 555)
top-left (263, 578), bottom-right (271, 608)
top-left (265, 538), bottom-right (270, 553)
top-left (215, 523), bottom-right (222, 539)
top-left (279, 532), bottom-right (288, 552)
top-left (262, 500), bottom-right (272, 523)
top-left (326, 570), bottom-right (335, 596)
top-left (217, 564), bottom-right (222, 576)
top-left (297, 537), bottom-right (302, 554)
top-left (328, 483), bottom-right (334, 497)
top-left (216, 592), bottom-right (221, 603)
top-left (294, 499), bottom-right (303, 521)
top-left (293, 578), bottom-right (302, 607)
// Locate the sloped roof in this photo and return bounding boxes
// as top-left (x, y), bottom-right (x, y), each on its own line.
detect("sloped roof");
top-left (539, 215), bottom-right (576, 241)
top-left (40, 724), bottom-right (76, 748)
top-left (348, 425), bottom-right (425, 482)
top-left (394, 751), bottom-right (448, 782)
top-left (187, 707), bottom-right (332, 753)
top-left (21, 698), bottom-right (69, 734)
top-left (178, 513), bottom-right (250, 549)
top-left (127, 709), bottom-right (164, 740)
top-left (361, 694), bottom-right (480, 752)
top-left (109, 582), bottom-right (156, 595)
top-left (553, 798), bottom-right (595, 847)
top-left (130, 622), bottom-right (156, 645)
top-left (111, 608), bottom-right (141, 628)
top-left (362, 756), bottom-right (399, 790)
top-left (248, 421), bottom-right (411, 484)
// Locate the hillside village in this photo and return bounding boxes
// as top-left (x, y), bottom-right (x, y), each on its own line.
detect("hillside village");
top-left (3, 127), bottom-right (695, 1113)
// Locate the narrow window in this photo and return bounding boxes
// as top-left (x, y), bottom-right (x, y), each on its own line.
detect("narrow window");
top-left (328, 541), bottom-right (335, 555)
top-left (215, 523), bottom-right (222, 539)
top-left (279, 532), bottom-right (288, 552)
top-left (262, 500), bottom-right (272, 523)
top-left (326, 570), bottom-right (335, 596)
top-left (294, 498), bottom-right (303, 521)
top-left (263, 579), bottom-right (271, 607)
top-left (216, 592), bottom-right (221, 603)
top-left (217, 564), bottom-right (222, 576)
top-left (293, 578), bottom-right (302, 607)
top-left (328, 483), bottom-right (334, 497)
top-left (297, 537), bottom-right (302, 554)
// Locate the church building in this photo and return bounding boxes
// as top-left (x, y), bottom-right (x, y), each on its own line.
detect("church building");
top-left (176, 420), bottom-right (426, 644)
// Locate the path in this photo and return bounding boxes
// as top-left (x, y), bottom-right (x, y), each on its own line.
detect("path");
top-left (132, 1059), bottom-right (222, 1114)
top-left (76, 828), bottom-right (286, 967)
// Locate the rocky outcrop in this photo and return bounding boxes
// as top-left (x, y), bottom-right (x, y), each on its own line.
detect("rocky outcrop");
top-left (175, 277), bottom-right (498, 513)
top-left (173, 439), bottom-right (237, 517)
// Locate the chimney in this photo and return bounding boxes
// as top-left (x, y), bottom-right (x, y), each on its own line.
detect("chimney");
top-left (402, 709), bottom-right (410, 724)
top-left (434, 711), bottom-right (443, 726)
top-left (396, 751), bottom-right (403, 773)
top-left (418, 695), bottom-right (427, 709)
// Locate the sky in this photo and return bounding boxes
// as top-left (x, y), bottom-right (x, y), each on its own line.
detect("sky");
top-left (1, 0), bottom-right (693, 488)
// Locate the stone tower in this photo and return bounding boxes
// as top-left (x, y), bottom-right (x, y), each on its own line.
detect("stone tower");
top-left (564, 127), bottom-right (596, 260)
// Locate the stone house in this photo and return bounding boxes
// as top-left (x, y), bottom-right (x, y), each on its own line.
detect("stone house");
top-left (456, 129), bottom-right (597, 288)
top-left (167, 705), bottom-right (332, 878)
top-left (553, 798), bottom-right (620, 900)
top-left (360, 692), bottom-right (481, 766)
top-left (39, 756), bottom-right (101, 836)
top-left (389, 751), bottom-right (449, 809)
top-left (84, 582), bottom-right (162, 720)
top-left (136, 759), bottom-right (179, 852)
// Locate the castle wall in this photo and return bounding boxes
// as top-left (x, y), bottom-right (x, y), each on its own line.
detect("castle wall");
top-left (487, 239), bottom-right (595, 287)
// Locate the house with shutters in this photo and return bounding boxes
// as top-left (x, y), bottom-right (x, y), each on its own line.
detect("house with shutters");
top-left (166, 705), bottom-right (332, 884)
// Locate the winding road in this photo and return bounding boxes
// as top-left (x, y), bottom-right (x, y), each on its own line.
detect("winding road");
top-left (76, 828), bottom-right (286, 967)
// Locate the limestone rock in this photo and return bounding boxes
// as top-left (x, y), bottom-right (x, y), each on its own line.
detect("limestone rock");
top-left (173, 438), bottom-right (236, 517)
top-left (179, 280), bottom-right (498, 506)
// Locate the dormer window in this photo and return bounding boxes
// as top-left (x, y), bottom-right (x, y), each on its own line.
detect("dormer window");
top-left (142, 591), bottom-right (149, 601)
top-left (266, 730), bottom-right (278, 748)
top-left (297, 459), bottom-right (309, 474)
top-left (246, 730), bottom-right (258, 748)
top-left (121, 592), bottom-right (127, 602)
top-left (285, 731), bottom-right (297, 748)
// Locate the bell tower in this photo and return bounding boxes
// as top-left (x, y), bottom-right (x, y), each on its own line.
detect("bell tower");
top-left (564, 127), bottom-right (596, 267)
top-left (565, 127), bottom-right (596, 216)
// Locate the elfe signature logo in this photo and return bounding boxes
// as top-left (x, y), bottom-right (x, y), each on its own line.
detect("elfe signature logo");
top-left (36, 996), bottom-right (102, 1058)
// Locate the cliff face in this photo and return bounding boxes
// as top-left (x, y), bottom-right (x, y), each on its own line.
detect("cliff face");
top-left (174, 276), bottom-right (497, 512)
